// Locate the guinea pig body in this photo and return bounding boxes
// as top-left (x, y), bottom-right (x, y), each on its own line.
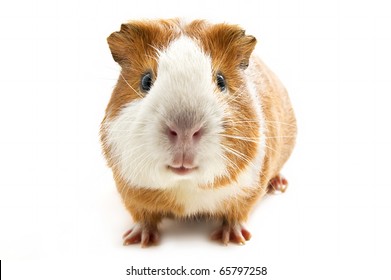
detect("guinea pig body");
top-left (100, 19), bottom-right (296, 247)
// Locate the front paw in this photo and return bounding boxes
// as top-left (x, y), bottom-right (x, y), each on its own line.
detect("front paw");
top-left (122, 223), bottom-right (160, 248)
top-left (211, 222), bottom-right (252, 246)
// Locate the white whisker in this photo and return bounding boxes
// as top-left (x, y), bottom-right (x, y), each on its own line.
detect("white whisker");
top-left (120, 72), bottom-right (144, 99)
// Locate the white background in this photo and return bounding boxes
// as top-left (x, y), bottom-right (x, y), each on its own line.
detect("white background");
top-left (1, 0), bottom-right (390, 279)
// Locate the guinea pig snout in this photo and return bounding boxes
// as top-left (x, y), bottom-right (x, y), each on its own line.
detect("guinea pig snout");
top-left (165, 123), bottom-right (203, 169)
top-left (166, 124), bottom-right (203, 145)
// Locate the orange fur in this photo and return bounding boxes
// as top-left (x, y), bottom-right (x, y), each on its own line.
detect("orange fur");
top-left (222, 57), bottom-right (297, 224)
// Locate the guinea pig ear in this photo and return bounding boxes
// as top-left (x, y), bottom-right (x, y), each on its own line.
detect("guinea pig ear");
top-left (107, 23), bottom-right (141, 66)
top-left (203, 24), bottom-right (257, 70)
top-left (238, 32), bottom-right (257, 69)
top-left (235, 30), bottom-right (257, 69)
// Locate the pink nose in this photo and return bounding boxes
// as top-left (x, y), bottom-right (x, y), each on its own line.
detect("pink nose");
top-left (167, 125), bottom-right (203, 144)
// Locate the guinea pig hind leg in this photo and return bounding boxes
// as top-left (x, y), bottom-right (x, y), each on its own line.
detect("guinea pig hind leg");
top-left (211, 220), bottom-right (252, 246)
top-left (267, 174), bottom-right (288, 194)
top-left (122, 222), bottom-right (160, 248)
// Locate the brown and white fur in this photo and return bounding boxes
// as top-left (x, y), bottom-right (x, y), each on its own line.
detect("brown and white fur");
top-left (100, 19), bottom-right (296, 247)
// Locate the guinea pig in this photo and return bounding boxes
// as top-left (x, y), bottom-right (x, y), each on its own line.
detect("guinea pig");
top-left (100, 19), bottom-right (297, 247)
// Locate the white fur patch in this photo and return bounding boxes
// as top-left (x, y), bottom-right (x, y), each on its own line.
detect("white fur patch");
top-left (171, 180), bottom-right (245, 215)
top-left (236, 64), bottom-right (267, 190)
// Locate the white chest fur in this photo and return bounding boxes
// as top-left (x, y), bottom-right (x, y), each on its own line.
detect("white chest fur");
top-left (171, 162), bottom-right (262, 216)
top-left (172, 182), bottom-right (239, 215)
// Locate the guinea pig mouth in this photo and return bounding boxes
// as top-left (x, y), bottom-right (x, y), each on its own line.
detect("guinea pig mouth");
top-left (168, 165), bottom-right (197, 175)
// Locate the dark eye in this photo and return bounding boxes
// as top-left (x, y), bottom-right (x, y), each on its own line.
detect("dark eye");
top-left (216, 73), bottom-right (226, 92)
top-left (141, 72), bottom-right (153, 92)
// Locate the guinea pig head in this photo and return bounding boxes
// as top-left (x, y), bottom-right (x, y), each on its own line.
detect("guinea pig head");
top-left (101, 20), bottom-right (260, 190)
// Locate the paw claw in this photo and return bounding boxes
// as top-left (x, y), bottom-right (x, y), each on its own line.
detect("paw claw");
top-left (122, 229), bottom-right (133, 239)
top-left (268, 174), bottom-right (288, 194)
top-left (211, 223), bottom-right (251, 246)
top-left (122, 224), bottom-right (159, 248)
